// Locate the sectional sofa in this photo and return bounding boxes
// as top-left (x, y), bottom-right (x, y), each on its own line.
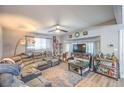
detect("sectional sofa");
top-left (9, 51), bottom-right (61, 87)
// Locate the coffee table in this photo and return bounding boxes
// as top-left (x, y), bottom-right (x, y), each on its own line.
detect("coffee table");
top-left (68, 60), bottom-right (89, 76)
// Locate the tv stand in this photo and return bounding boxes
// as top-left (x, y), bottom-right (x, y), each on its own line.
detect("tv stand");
top-left (73, 52), bottom-right (91, 59)
top-left (73, 52), bottom-right (82, 58)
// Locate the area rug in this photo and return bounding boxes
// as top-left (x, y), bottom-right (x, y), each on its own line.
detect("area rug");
top-left (41, 63), bottom-right (84, 87)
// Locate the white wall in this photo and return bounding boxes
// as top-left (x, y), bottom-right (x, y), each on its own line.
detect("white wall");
top-left (2, 28), bottom-right (28, 57)
top-left (122, 6), bottom-right (124, 24)
top-left (0, 27), bottom-right (2, 58)
top-left (113, 5), bottom-right (122, 24)
top-left (61, 25), bottom-right (119, 57)
top-left (2, 28), bottom-right (54, 57)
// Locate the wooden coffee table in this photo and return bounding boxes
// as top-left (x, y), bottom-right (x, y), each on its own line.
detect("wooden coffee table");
top-left (68, 61), bottom-right (89, 76)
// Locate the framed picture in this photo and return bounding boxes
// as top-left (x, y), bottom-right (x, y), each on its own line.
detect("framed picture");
top-left (83, 31), bottom-right (88, 35)
top-left (68, 35), bottom-right (72, 38)
top-left (75, 32), bottom-right (80, 37)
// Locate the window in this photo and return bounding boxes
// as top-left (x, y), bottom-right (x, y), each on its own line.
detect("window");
top-left (34, 38), bottom-right (46, 50)
top-left (65, 44), bottom-right (69, 52)
top-left (34, 38), bottom-right (52, 51)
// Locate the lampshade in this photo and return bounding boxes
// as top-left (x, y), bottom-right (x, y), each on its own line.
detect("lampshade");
top-left (56, 29), bottom-right (60, 32)
top-left (20, 38), bottom-right (26, 45)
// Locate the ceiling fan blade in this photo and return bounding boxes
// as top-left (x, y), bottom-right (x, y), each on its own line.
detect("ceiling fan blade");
top-left (60, 29), bottom-right (68, 32)
top-left (48, 30), bottom-right (55, 32)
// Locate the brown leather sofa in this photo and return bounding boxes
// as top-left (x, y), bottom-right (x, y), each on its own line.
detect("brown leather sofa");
top-left (9, 52), bottom-right (60, 87)
top-left (8, 53), bottom-right (50, 87)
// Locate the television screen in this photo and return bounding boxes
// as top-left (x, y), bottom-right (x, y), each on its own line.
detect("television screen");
top-left (73, 44), bottom-right (86, 53)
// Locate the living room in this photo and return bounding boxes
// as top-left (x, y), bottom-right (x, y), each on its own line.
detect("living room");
top-left (0, 5), bottom-right (124, 87)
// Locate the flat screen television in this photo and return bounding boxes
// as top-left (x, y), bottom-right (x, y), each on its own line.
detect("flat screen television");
top-left (73, 44), bottom-right (86, 53)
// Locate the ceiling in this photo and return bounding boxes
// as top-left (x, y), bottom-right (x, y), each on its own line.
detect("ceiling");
top-left (0, 5), bottom-right (116, 35)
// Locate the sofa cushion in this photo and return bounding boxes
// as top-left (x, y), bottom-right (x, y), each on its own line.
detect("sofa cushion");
top-left (34, 58), bottom-right (43, 62)
top-left (10, 56), bottom-right (22, 65)
top-left (26, 78), bottom-right (44, 87)
top-left (32, 52), bottom-right (42, 59)
top-left (36, 61), bottom-right (48, 66)
top-left (22, 60), bottom-right (34, 66)
top-left (43, 58), bottom-right (50, 62)
top-left (21, 67), bottom-right (40, 77)
top-left (21, 61), bottom-right (48, 72)
top-left (22, 58), bottom-right (33, 62)
top-left (30, 61), bottom-right (48, 68)
top-left (52, 58), bottom-right (59, 62)
top-left (33, 56), bottom-right (42, 59)
top-left (20, 54), bottom-right (29, 59)
top-left (21, 70), bottom-right (42, 83)
top-left (26, 76), bottom-right (52, 87)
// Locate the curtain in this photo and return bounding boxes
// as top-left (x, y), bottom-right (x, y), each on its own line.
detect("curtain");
top-left (86, 42), bottom-right (94, 54)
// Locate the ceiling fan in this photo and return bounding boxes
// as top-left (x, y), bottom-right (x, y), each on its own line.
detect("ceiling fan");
top-left (48, 24), bottom-right (68, 33)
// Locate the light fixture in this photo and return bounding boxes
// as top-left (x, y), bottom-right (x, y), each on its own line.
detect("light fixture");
top-left (56, 29), bottom-right (60, 32)
top-left (56, 25), bottom-right (60, 29)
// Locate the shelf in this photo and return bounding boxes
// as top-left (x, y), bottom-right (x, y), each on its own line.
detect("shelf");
top-left (95, 71), bottom-right (118, 80)
top-left (95, 58), bottom-right (112, 63)
top-left (97, 64), bottom-right (116, 70)
top-left (94, 58), bottom-right (119, 80)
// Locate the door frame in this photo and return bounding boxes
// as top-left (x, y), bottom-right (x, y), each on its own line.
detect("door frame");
top-left (119, 30), bottom-right (124, 78)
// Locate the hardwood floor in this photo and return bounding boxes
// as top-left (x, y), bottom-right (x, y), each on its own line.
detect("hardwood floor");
top-left (76, 72), bottom-right (124, 87)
